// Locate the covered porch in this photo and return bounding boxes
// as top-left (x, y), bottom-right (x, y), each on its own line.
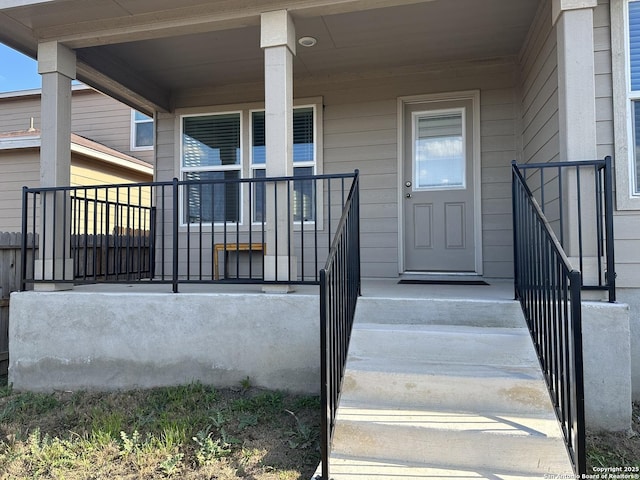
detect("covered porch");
top-left (0, 0), bottom-right (603, 285)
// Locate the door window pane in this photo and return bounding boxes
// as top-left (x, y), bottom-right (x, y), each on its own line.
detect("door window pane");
top-left (414, 112), bottom-right (464, 189)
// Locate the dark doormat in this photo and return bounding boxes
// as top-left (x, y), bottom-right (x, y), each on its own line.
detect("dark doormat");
top-left (398, 279), bottom-right (489, 286)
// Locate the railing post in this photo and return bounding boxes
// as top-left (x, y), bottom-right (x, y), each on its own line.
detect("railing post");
top-left (354, 170), bottom-right (361, 297)
top-left (569, 269), bottom-right (586, 475)
top-left (150, 205), bottom-right (157, 279)
top-left (20, 187), bottom-right (28, 291)
top-left (512, 162), bottom-right (519, 301)
top-left (319, 268), bottom-right (329, 480)
top-left (172, 178), bottom-right (179, 293)
top-left (603, 156), bottom-right (616, 302)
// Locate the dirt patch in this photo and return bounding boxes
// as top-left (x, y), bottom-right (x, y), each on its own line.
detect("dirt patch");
top-left (587, 403), bottom-right (640, 471)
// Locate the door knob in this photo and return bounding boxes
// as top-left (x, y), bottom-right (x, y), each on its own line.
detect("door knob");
top-left (405, 193), bottom-right (412, 198)
top-left (405, 181), bottom-right (412, 187)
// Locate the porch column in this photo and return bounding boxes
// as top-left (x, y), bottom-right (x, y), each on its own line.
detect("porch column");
top-left (260, 10), bottom-right (297, 292)
top-left (35, 41), bottom-right (76, 290)
top-left (553, 0), bottom-right (601, 288)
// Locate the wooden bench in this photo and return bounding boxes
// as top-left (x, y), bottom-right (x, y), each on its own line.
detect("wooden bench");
top-left (213, 243), bottom-right (265, 280)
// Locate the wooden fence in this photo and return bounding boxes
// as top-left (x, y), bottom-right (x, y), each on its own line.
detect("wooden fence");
top-left (0, 232), bottom-right (30, 375)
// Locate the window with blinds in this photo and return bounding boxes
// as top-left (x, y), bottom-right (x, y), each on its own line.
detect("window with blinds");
top-left (629, 1), bottom-right (640, 192)
top-left (182, 113), bottom-right (241, 223)
top-left (180, 106), bottom-right (317, 225)
top-left (251, 107), bottom-right (316, 222)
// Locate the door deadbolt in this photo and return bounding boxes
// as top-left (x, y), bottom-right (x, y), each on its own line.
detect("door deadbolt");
top-left (405, 181), bottom-right (412, 187)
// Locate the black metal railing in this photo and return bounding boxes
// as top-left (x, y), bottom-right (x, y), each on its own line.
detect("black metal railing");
top-left (21, 172), bottom-right (358, 291)
top-left (319, 171), bottom-right (360, 480)
top-left (514, 157), bottom-right (615, 302)
top-left (512, 164), bottom-right (586, 475)
top-left (71, 194), bottom-right (156, 282)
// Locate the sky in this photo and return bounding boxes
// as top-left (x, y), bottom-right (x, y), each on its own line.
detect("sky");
top-left (0, 42), bottom-right (41, 93)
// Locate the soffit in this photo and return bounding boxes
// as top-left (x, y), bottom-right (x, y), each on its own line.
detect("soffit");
top-left (0, 0), bottom-right (540, 111)
top-left (81, 0), bottom-right (539, 89)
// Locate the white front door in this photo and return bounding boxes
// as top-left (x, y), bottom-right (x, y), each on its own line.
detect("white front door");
top-left (401, 94), bottom-right (481, 273)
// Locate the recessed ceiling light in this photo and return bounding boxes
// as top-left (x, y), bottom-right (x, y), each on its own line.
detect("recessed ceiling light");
top-left (298, 36), bottom-right (317, 47)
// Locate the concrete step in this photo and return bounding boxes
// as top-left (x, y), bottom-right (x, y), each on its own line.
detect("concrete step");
top-left (332, 406), bottom-right (572, 475)
top-left (320, 456), bottom-right (563, 480)
top-left (355, 297), bottom-right (523, 327)
top-left (342, 323), bottom-right (550, 414)
top-left (326, 315), bottom-right (574, 478)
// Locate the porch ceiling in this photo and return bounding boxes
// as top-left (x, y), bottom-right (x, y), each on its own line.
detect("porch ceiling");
top-left (0, 0), bottom-right (540, 113)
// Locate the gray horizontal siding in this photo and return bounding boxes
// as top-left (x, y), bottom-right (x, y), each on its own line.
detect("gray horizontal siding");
top-left (0, 89), bottom-right (154, 166)
top-left (519, 0), bottom-right (560, 166)
top-left (157, 59), bottom-right (519, 279)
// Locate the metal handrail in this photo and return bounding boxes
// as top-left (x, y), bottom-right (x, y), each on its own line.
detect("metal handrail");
top-left (515, 157), bottom-right (615, 302)
top-left (319, 170), bottom-right (360, 480)
top-left (512, 162), bottom-right (586, 475)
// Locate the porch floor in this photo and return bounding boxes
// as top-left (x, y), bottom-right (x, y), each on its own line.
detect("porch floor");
top-left (68, 277), bottom-right (515, 302)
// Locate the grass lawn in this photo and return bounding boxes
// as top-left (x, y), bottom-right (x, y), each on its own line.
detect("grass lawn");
top-left (0, 373), bottom-right (638, 479)
top-left (0, 378), bottom-right (320, 479)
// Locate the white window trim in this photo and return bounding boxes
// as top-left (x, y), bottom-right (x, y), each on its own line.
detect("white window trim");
top-left (130, 110), bottom-right (154, 151)
top-left (175, 97), bottom-right (324, 230)
top-left (612, 0), bottom-right (640, 209)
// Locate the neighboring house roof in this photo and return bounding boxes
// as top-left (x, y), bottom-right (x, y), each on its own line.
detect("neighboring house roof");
top-left (0, 128), bottom-right (153, 176)
top-left (0, 84), bottom-right (91, 101)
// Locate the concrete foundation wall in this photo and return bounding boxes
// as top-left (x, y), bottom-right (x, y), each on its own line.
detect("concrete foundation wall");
top-left (582, 301), bottom-right (632, 431)
top-left (9, 291), bottom-right (320, 393)
top-left (610, 288), bottom-right (640, 402)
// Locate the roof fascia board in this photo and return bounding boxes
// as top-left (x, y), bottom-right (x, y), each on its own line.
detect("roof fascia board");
top-left (70, 142), bottom-right (153, 175)
top-left (0, 136), bottom-right (40, 150)
top-left (0, 135), bottom-right (152, 175)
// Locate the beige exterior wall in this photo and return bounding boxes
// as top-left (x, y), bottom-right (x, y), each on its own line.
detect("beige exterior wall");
top-left (70, 155), bottom-right (150, 187)
top-left (0, 149), bottom-right (39, 232)
top-left (156, 59), bottom-right (519, 279)
top-left (70, 154), bottom-right (153, 235)
top-left (0, 149), bottom-right (152, 233)
top-left (0, 88), bottom-right (154, 166)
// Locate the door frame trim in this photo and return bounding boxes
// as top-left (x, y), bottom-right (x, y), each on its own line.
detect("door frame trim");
top-left (396, 90), bottom-right (483, 275)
